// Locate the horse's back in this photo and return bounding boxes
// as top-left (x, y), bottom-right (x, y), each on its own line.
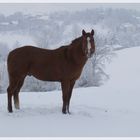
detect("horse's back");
top-left (8, 45), bottom-right (49, 62)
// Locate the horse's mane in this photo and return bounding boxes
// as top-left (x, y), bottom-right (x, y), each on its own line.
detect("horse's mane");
top-left (70, 36), bottom-right (82, 46)
top-left (55, 36), bottom-right (83, 51)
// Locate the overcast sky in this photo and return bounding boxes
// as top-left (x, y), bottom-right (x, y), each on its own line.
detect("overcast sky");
top-left (0, 3), bottom-right (140, 16)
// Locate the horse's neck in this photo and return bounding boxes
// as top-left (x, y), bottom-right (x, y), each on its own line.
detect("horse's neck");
top-left (67, 43), bottom-right (87, 66)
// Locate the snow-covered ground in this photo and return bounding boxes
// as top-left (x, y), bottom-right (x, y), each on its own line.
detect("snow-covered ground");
top-left (0, 47), bottom-right (140, 137)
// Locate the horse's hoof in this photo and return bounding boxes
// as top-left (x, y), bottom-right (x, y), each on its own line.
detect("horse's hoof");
top-left (62, 110), bottom-right (67, 114)
top-left (62, 112), bottom-right (67, 114)
top-left (8, 110), bottom-right (13, 113)
top-left (68, 112), bottom-right (71, 115)
top-left (15, 104), bottom-right (20, 110)
top-left (8, 107), bottom-right (13, 113)
top-left (62, 110), bottom-right (71, 115)
top-left (15, 107), bottom-right (20, 110)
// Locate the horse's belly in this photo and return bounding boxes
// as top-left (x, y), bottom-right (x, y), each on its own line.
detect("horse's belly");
top-left (30, 66), bottom-right (62, 82)
top-left (31, 73), bottom-right (61, 82)
top-left (29, 62), bottom-right (83, 82)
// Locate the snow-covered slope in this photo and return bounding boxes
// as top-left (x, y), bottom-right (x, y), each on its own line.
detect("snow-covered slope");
top-left (0, 47), bottom-right (140, 137)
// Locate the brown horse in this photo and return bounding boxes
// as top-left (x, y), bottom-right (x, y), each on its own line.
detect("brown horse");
top-left (7, 29), bottom-right (95, 114)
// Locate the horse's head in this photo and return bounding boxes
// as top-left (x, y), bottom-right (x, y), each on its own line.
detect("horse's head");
top-left (82, 29), bottom-right (95, 58)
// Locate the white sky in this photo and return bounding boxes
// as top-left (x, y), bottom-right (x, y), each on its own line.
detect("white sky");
top-left (0, 3), bottom-right (139, 16)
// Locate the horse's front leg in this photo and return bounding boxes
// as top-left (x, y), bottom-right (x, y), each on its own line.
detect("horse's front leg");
top-left (67, 80), bottom-right (75, 114)
top-left (61, 80), bottom-right (70, 114)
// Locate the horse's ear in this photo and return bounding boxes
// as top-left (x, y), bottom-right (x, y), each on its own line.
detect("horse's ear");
top-left (82, 29), bottom-right (86, 36)
top-left (91, 29), bottom-right (94, 36)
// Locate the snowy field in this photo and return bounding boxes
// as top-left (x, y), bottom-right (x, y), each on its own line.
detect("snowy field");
top-left (0, 47), bottom-right (140, 137)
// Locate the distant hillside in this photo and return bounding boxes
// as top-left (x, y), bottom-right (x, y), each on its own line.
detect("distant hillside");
top-left (0, 8), bottom-right (140, 92)
top-left (0, 8), bottom-right (140, 49)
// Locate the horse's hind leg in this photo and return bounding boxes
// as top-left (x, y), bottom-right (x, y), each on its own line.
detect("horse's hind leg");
top-left (7, 86), bottom-right (13, 113)
top-left (7, 77), bottom-right (19, 113)
top-left (13, 77), bottom-right (25, 110)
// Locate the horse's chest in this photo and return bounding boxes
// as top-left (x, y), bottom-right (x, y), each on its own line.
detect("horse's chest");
top-left (63, 64), bottom-right (83, 80)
